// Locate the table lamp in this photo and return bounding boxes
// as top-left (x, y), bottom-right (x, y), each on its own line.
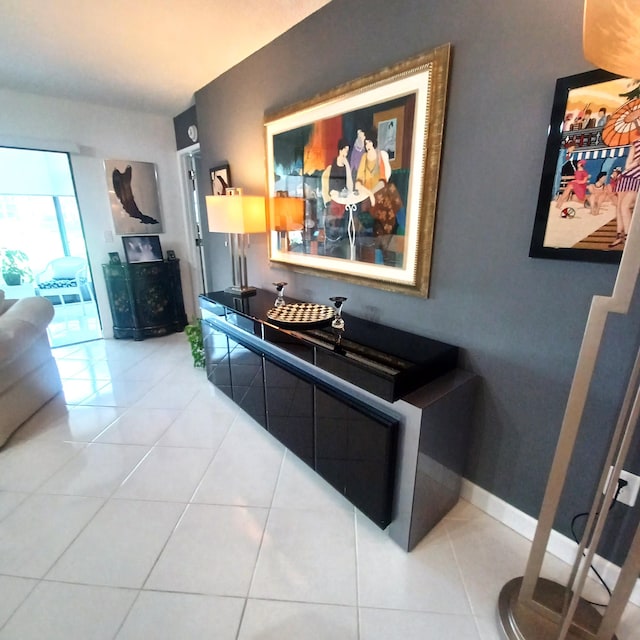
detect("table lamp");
top-left (270, 194), bottom-right (304, 252)
top-left (205, 189), bottom-right (266, 297)
top-left (499, 2), bottom-right (640, 639)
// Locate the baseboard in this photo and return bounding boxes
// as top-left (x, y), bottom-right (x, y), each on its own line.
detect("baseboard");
top-left (461, 479), bottom-right (640, 608)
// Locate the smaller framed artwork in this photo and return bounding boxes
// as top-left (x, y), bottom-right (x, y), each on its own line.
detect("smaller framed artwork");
top-left (122, 235), bottom-right (163, 264)
top-left (210, 164), bottom-right (231, 195)
top-left (108, 252), bottom-right (121, 264)
top-left (105, 159), bottom-right (163, 235)
top-left (530, 69), bottom-right (640, 263)
top-left (166, 249), bottom-right (177, 261)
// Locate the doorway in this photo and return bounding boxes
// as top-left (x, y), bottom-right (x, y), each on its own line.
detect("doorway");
top-left (0, 147), bottom-right (101, 347)
top-left (178, 146), bottom-right (208, 311)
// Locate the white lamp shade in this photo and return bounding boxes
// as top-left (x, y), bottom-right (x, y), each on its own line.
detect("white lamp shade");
top-left (583, 0), bottom-right (640, 78)
top-left (206, 195), bottom-right (266, 234)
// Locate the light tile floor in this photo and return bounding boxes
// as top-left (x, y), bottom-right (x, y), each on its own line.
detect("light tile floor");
top-left (0, 333), bottom-right (638, 640)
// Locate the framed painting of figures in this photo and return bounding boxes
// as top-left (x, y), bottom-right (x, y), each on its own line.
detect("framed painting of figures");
top-left (530, 69), bottom-right (640, 263)
top-left (264, 44), bottom-right (451, 297)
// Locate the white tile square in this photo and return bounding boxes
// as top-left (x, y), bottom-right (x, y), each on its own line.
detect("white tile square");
top-left (54, 358), bottom-right (93, 379)
top-left (0, 440), bottom-right (85, 492)
top-left (80, 376), bottom-right (159, 407)
top-left (27, 405), bottom-right (124, 443)
top-left (9, 395), bottom-right (69, 442)
top-left (356, 513), bottom-right (472, 615)
top-left (132, 380), bottom-right (200, 410)
top-left (115, 591), bottom-right (244, 640)
top-left (60, 378), bottom-right (110, 404)
top-left (272, 450), bottom-right (354, 513)
top-left (0, 493), bottom-right (103, 578)
top-left (66, 358), bottom-right (137, 379)
top-left (114, 446), bottom-right (214, 502)
top-left (38, 443), bottom-right (149, 497)
top-left (157, 404), bottom-right (233, 448)
top-left (192, 422), bottom-right (284, 507)
top-left (239, 599), bottom-right (358, 640)
top-left (618, 602), bottom-right (640, 640)
top-left (95, 408), bottom-right (179, 445)
top-left (250, 507), bottom-right (357, 605)
top-left (47, 499), bottom-right (184, 588)
top-left (359, 607), bottom-right (480, 640)
top-left (0, 581), bottom-right (137, 640)
top-left (0, 575), bottom-right (38, 628)
top-left (475, 615), bottom-right (504, 640)
top-left (0, 490), bottom-right (29, 521)
top-left (444, 512), bottom-right (530, 617)
top-left (146, 503), bottom-right (267, 596)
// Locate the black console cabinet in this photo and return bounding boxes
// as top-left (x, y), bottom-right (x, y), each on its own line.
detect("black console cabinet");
top-left (103, 260), bottom-right (187, 340)
top-left (200, 290), bottom-right (477, 547)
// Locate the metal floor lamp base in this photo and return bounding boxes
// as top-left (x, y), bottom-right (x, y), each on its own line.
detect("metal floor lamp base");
top-left (224, 284), bottom-right (257, 298)
top-left (498, 577), bottom-right (618, 640)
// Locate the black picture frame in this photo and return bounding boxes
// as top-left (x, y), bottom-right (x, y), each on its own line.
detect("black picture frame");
top-left (166, 249), bottom-right (177, 261)
top-left (122, 235), bottom-right (163, 263)
top-left (529, 68), bottom-right (639, 264)
top-left (108, 251), bottom-right (121, 264)
top-left (210, 164), bottom-right (231, 195)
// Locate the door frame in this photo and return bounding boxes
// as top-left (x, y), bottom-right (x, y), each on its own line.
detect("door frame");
top-left (177, 143), bottom-right (208, 314)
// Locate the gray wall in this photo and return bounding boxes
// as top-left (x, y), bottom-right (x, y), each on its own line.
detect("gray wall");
top-left (194, 0), bottom-right (640, 564)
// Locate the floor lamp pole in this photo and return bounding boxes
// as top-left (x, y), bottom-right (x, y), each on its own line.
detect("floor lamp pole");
top-left (499, 195), bottom-right (640, 640)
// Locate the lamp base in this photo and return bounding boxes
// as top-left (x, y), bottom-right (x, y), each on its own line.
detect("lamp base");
top-left (224, 285), bottom-right (257, 298)
top-left (498, 577), bottom-right (617, 640)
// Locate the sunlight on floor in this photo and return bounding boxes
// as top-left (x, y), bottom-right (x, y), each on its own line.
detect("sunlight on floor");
top-left (47, 300), bottom-right (102, 348)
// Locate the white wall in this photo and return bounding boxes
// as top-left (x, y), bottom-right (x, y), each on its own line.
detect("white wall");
top-left (0, 88), bottom-right (195, 337)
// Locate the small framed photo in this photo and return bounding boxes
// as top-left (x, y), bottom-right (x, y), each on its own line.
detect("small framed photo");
top-left (122, 235), bottom-right (163, 263)
top-left (210, 163), bottom-right (231, 195)
top-left (108, 252), bottom-right (121, 264)
top-left (166, 249), bottom-right (177, 261)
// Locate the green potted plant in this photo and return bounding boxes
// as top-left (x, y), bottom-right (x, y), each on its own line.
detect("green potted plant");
top-left (1, 249), bottom-right (33, 286)
top-left (185, 318), bottom-right (205, 368)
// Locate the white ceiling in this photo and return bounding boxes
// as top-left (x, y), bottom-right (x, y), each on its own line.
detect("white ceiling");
top-left (0, 0), bottom-right (332, 116)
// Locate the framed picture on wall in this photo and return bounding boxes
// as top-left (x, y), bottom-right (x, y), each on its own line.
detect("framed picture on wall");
top-left (122, 235), bottom-right (163, 263)
top-left (264, 44), bottom-right (451, 297)
top-left (210, 164), bottom-right (231, 195)
top-left (529, 69), bottom-right (640, 263)
top-left (105, 159), bottom-right (164, 235)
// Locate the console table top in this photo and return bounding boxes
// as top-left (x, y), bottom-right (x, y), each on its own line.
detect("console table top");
top-left (200, 289), bottom-right (458, 402)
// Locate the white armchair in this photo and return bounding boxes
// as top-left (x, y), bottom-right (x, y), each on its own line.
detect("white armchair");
top-left (35, 257), bottom-right (93, 312)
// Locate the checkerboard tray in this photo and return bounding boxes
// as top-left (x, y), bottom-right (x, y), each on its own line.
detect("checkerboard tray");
top-left (266, 302), bottom-right (335, 329)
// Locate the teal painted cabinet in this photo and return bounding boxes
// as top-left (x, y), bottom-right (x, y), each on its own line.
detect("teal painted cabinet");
top-left (102, 260), bottom-right (187, 340)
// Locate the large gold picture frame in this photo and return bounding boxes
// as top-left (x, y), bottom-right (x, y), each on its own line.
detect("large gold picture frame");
top-left (264, 43), bottom-right (451, 297)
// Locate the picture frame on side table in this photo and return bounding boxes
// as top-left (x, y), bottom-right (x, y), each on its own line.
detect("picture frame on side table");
top-left (122, 235), bottom-right (163, 264)
top-left (264, 43), bottom-right (451, 297)
top-left (529, 69), bottom-right (640, 263)
top-left (108, 252), bottom-right (121, 264)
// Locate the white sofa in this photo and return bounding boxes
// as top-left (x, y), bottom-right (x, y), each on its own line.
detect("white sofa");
top-left (0, 289), bottom-right (62, 447)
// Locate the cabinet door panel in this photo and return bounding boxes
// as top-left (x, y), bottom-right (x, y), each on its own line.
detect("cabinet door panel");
top-left (202, 320), bottom-right (232, 397)
top-left (264, 359), bottom-right (314, 465)
top-left (228, 339), bottom-right (266, 427)
top-left (316, 387), bottom-right (397, 528)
